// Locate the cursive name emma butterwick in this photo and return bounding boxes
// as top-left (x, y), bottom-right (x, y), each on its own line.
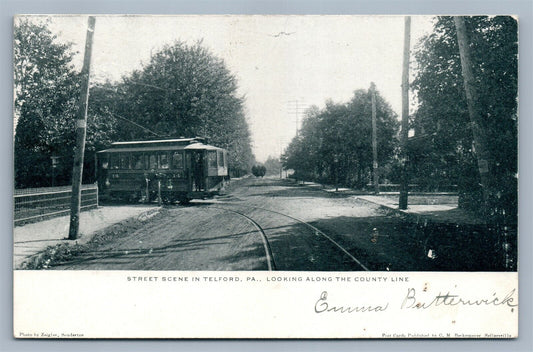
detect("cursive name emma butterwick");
top-left (315, 291), bottom-right (389, 313)
top-left (401, 288), bottom-right (518, 309)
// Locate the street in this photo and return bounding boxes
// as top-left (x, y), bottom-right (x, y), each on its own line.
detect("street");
top-left (50, 176), bottom-right (485, 271)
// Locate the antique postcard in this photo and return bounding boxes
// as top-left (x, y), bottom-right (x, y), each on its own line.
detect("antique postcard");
top-left (13, 15), bottom-right (518, 338)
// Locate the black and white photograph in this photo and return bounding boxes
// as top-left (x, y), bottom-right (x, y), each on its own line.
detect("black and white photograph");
top-left (12, 14), bottom-right (519, 338)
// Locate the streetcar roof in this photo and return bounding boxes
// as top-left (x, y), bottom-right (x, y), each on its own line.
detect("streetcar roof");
top-left (184, 143), bottom-right (220, 151)
top-left (97, 138), bottom-right (224, 153)
top-left (110, 138), bottom-right (204, 146)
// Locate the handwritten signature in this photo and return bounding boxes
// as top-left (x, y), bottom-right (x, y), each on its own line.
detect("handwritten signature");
top-left (315, 288), bottom-right (518, 314)
top-left (401, 288), bottom-right (518, 309)
top-left (315, 291), bottom-right (389, 313)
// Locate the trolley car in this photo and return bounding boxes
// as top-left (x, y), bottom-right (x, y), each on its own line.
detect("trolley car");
top-left (96, 137), bottom-right (228, 204)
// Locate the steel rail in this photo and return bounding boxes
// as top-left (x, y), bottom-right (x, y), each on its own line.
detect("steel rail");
top-left (212, 202), bottom-right (370, 271)
top-left (208, 206), bottom-right (276, 271)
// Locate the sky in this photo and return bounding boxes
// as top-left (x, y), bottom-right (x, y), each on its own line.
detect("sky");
top-left (27, 15), bottom-right (435, 162)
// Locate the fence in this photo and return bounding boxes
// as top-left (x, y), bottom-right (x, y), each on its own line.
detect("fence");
top-left (14, 184), bottom-right (98, 226)
top-left (365, 184), bottom-right (458, 193)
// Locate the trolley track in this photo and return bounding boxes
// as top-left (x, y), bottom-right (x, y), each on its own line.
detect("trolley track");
top-left (205, 201), bottom-right (369, 271)
top-left (208, 206), bottom-right (276, 271)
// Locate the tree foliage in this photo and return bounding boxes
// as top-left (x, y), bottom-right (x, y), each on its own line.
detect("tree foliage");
top-left (411, 16), bottom-right (517, 217)
top-left (14, 19), bottom-right (80, 187)
top-left (263, 156), bottom-right (282, 176)
top-left (107, 41), bottom-right (255, 175)
top-left (251, 165), bottom-right (266, 178)
top-left (14, 20), bottom-right (122, 187)
top-left (14, 22), bottom-right (255, 187)
top-left (282, 88), bottom-right (399, 188)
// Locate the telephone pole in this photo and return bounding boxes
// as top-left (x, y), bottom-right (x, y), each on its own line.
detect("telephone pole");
top-left (399, 16), bottom-right (411, 210)
top-left (370, 82), bottom-right (379, 194)
top-left (69, 16), bottom-right (96, 240)
top-left (287, 100), bottom-right (307, 137)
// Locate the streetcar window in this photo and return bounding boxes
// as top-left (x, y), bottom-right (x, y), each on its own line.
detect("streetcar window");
top-left (120, 154), bottom-right (130, 169)
top-left (159, 153), bottom-right (169, 169)
top-left (110, 154), bottom-right (120, 169)
top-left (218, 151), bottom-right (225, 168)
top-left (171, 152), bottom-right (184, 169)
top-left (131, 153), bottom-right (144, 170)
top-left (149, 154), bottom-right (157, 169)
top-left (208, 151), bottom-right (217, 168)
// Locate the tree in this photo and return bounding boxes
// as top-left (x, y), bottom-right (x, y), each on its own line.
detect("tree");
top-left (251, 165), bottom-right (266, 178)
top-left (108, 41), bottom-right (255, 176)
top-left (282, 106), bottom-right (323, 182)
top-left (14, 19), bottom-right (120, 187)
top-left (13, 23), bottom-right (255, 187)
top-left (412, 16), bottom-right (517, 219)
top-left (14, 19), bottom-right (80, 188)
top-left (344, 89), bottom-right (399, 187)
top-left (282, 87), bottom-right (399, 188)
top-left (263, 156), bottom-right (282, 176)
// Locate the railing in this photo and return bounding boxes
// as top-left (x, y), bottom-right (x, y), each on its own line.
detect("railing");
top-left (14, 184), bottom-right (98, 226)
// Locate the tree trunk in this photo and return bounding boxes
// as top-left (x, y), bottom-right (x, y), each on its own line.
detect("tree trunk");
top-left (454, 16), bottom-right (491, 214)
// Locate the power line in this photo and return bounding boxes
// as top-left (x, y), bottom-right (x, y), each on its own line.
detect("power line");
top-left (88, 94), bottom-right (165, 137)
top-left (107, 111), bottom-right (164, 137)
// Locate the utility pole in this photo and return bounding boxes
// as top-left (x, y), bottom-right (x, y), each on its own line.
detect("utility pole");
top-left (399, 16), bottom-right (411, 210)
top-left (294, 100), bottom-right (299, 137)
top-left (370, 82), bottom-right (379, 194)
top-left (454, 16), bottom-right (491, 213)
top-left (278, 138), bottom-right (283, 179)
top-left (51, 156), bottom-right (59, 187)
top-left (287, 100), bottom-right (307, 137)
top-left (69, 16), bottom-right (96, 240)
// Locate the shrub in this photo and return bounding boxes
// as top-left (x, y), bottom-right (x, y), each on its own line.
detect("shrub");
top-left (251, 165), bottom-right (266, 177)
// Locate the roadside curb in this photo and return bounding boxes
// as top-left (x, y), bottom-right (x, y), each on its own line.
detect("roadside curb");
top-left (16, 206), bottom-right (162, 269)
top-left (355, 196), bottom-right (487, 226)
top-left (284, 178), bottom-right (477, 226)
top-left (75, 206), bottom-right (162, 245)
top-left (355, 197), bottom-right (418, 222)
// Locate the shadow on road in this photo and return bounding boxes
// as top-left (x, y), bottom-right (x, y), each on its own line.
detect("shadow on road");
top-left (51, 222), bottom-right (295, 270)
top-left (308, 215), bottom-right (517, 272)
top-left (227, 178), bottom-right (364, 199)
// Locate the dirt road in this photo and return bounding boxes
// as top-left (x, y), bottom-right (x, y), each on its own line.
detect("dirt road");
top-left (50, 177), bottom-right (510, 271)
top-left (52, 177), bottom-right (423, 271)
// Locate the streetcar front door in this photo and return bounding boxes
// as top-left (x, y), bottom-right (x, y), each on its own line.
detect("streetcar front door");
top-left (191, 151), bottom-right (205, 191)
